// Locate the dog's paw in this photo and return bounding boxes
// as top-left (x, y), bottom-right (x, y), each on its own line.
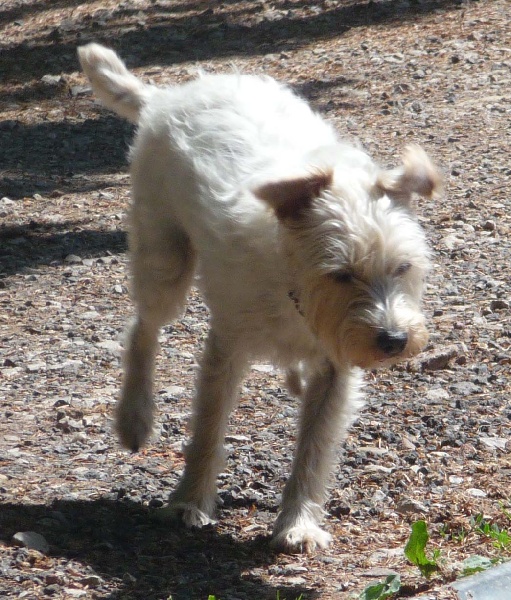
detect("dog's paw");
top-left (115, 400), bottom-right (154, 451)
top-left (271, 523), bottom-right (332, 554)
top-left (156, 502), bottom-right (216, 528)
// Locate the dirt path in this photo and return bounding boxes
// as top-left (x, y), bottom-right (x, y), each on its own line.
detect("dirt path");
top-left (0, 1), bottom-right (510, 598)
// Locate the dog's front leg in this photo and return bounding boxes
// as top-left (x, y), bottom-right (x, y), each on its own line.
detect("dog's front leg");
top-left (272, 362), bottom-right (363, 553)
top-left (116, 316), bottom-right (160, 451)
top-left (160, 330), bottom-right (247, 527)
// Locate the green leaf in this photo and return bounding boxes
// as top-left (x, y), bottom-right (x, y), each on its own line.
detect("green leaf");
top-left (359, 574), bottom-right (401, 600)
top-left (460, 555), bottom-right (493, 577)
top-left (404, 520), bottom-right (440, 579)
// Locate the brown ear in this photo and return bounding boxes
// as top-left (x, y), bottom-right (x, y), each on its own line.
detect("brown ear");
top-left (254, 170), bottom-right (333, 220)
top-left (376, 145), bottom-right (442, 207)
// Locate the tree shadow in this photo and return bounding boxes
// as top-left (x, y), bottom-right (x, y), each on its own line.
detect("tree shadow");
top-left (0, 75), bottom-right (358, 200)
top-left (292, 75), bottom-right (362, 113)
top-left (0, 498), bottom-right (317, 600)
top-left (0, 0), bottom-right (464, 199)
top-left (0, 220), bottom-right (127, 277)
top-left (0, 0), bottom-right (96, 26)
top-left (0, 0), bottom-right (464, 84)
top-left (0, 116), bottom-right (133, 198)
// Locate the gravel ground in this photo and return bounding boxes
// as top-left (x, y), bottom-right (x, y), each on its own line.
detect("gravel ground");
top-left (0, 1), bottom-right (510, 599)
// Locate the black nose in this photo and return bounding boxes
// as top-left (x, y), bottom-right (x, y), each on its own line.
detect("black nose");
top-left (376, 330), bottom-right (408, 356)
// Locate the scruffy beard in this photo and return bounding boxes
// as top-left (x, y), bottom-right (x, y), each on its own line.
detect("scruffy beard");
top-left (301, 274), bottom-right (428, 370)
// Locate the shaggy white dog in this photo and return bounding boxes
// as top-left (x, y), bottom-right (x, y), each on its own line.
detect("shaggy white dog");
top-left (79, 43), bottom-right (440, 553)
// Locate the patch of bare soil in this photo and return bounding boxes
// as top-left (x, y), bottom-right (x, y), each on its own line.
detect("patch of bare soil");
top-left (0, 1), bottom-right (510, 599)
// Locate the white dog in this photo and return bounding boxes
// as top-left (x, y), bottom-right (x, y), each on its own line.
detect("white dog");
top-left (79, 43), bottom-right (440, 553)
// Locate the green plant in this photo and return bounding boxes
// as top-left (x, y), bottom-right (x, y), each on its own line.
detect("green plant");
top-left (460, 555), bottom-right (494, 577)
top-left (360, 511), bottom-right (510, 600)
top-left (404, 520), bottom-right (440, 578)
top-left (439, 522), bottom-right (469, 545)
top-left (359, 574), bottom-right (401, 600)
top-left (359, 520), bottom-right (441, 599)
top-left (470, 513), bottom-right (511, 552)
top-left (171, 593), bottom-right (303, 600)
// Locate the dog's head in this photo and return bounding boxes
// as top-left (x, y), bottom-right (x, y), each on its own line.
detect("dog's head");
top-left (255, 145), bottom-right (440, 370)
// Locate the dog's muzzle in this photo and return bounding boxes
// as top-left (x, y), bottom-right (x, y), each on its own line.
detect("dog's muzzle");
top-left (376, 330), bottom-right (408, 357)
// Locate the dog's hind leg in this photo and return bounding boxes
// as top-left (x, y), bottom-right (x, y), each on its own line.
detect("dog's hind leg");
top-left (272, 363), bottom-right (364, 553)
top-left (116, 218), bottom-right (196, 451)
top-left (159, 329), bottom-right (247, 526)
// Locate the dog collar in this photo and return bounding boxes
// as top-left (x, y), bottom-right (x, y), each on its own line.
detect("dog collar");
top-left (288, 290), bottom-right (304, 317)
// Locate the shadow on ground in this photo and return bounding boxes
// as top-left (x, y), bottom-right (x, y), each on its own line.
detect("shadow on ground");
top-left (0, 221), bottom-right (127, 277)
top-left (0, 498), bottom-right (316, 600)
top-left (0, 116), bottom-right (134, 199)
top-left (0, 0), bottom-right (464, 199)
top-left (1, 0), bottom-right (465, 83)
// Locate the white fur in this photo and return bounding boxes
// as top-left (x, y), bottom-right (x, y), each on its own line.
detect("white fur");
top-left (78, 44), bottom-right (439, 554)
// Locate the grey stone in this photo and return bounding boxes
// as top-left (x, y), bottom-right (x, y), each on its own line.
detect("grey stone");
top-left (396, 498), bottom-right (428, 515)
top-left (452, 560), bottom-right (511, 600)
top-left (12, 531), bottom-right (49, 553)
top-left (479, 437), bottom-right (508, 451)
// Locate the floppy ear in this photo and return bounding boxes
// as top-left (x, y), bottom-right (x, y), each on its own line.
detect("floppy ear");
top-left (376, 145), bottom-right (442, 207)
top-left (253, 170), bottom-right (333, 220)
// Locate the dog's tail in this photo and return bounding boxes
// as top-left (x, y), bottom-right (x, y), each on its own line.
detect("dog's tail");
top-left (78, 43), bottom-right (151, 124)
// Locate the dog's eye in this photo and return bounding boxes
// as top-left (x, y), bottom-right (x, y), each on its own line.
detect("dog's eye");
top-left (394, 262), bottom-right (412, 277)
top-left (331, 270), bottom-right (354, 284)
